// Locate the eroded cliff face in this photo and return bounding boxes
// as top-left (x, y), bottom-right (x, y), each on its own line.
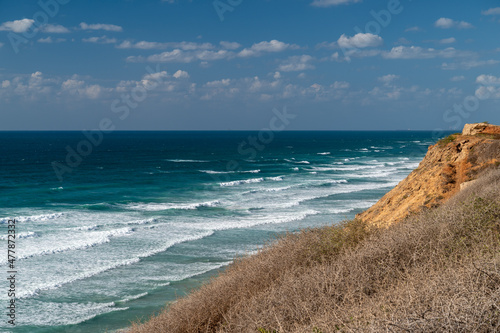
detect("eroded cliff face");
top-left (356, 123), bottom-right (500, 227)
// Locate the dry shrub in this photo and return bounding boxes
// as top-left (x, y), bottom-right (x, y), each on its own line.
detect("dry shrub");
top-left (128, 168), bottom-right (500, 333)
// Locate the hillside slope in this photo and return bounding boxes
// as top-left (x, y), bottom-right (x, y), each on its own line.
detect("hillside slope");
top-left (127, 123), bottom-right (500, 333)
top-left (356, 123), bottom-right (500, 226)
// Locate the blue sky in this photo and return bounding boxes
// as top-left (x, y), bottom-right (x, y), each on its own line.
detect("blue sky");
top-left (0, 0), bottom-right (499, 130)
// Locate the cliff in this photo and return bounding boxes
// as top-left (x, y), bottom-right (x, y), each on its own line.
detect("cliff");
top-left (356, 122), bottom-right (500, 226)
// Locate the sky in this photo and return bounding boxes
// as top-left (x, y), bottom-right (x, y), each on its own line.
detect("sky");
top-left (0, 0), bottom-right (499, 130)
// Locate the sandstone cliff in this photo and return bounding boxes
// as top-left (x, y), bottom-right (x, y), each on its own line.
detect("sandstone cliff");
top-left (356, 123), bottom-right (500, 226)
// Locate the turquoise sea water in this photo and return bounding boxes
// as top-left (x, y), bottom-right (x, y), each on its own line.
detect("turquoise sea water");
top-left (0, 131), bottom-right (447, 332)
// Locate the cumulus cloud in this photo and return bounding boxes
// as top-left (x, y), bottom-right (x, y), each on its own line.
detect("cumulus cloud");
top-left (441, 59), bottom-right (500, 70)
top-left (61, 75), bottom-right (102, 99)
top-left (37, 37), bottom-right (66, 43)
top-left (337, 33), bottom-right (383, 49)
top-left (173, 70), bottom-right (189, 79)
top-left (127, 49), bottom-right (231, 63)
top-left (482, 7), bottom-right (500, 16)
top-left (378, 74), bottom-right (400, 85)
top-left (382, 46), bottom-right (472, 59)
top-left (117, 40), bottom-right (214, 50)
top-left (439, 37), bottom-right (456, 44)
top-left (80, 22), bottom-right (123, 32)
top-left (476, 74), bottom-right (500, 85)
top-left (83, 36), bottom-right (117, 44)
top-left (238, 40), bottom-right (298, 57)
top-left (450, 75), bottom-right (465, 82)
top-left (434, 18), bottom-right (473, 29)
top-left (0, 18), bottom-right (34, 33)
top-left (475, 75), bottom-right (500, 100)
top-left (311, 0), bottom-right (361, 7)
top-left (41, 24), bottom-right (70, 33)
top-left (220, 41), bottom-right (241, 50)
top-left (278, 55), bottom-right (315, 72)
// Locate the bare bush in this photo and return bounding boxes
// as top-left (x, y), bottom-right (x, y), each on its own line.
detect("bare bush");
top-left (128, 168), bottom-right (500, 333)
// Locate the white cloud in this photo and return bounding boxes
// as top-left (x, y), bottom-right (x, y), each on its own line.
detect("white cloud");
top-left (80, 22), bottom-right (123, 32)
top-left (378, 74), bottom-right (400, 85)
top-left (476, 74), bottom-right (500, 85)
top-left (128, 49), bottom-right (231, 63)
top-left (37, 37), bottom-right (66, 43)
top-left (476, 86), bottom-right (500, 99)
top-left (278, 55), bottom-right (315, 72)
top-left (61, 75), bottom-right (102, 99)
top-left (434, 18), bottom-right (473, 29)
top-left (117, 40), bottom-right (214, 50)
top-left (439, 37), bottom-right (456, 44)
top-left (0, 42), bottom-right (4, 48)
top-left (482, 7), bottom-right (500, 15)
top-left (337, 33), bottom-right (383, 49)
top-left (316, 41), bottom-right (337, 49)
top-left (2, 80), bottom-right (10, 88)
top-left (41, 24), bottom-right (70, 33)
top-left (383, 46), bottom-right (472, 60)
top-left (205, 79), bottom-right (231, 88)
top-left (311, 0), bottom-right (361, 7)
top-left (238, 40), bottom-right (298, 57)
top-left (475, 75), bottom-right (500, 100)
top-left (450, 75), bottom-right (465, 82)
top-left (173, 70), bottom-right (189, 79)
top-left (220, 41), bottom-right (241, 50)
top-left (0, 19), bottom-right (34, 33)
top-left (83, 36), bottom-right (117, 44)
top-left (441, 59), bottom-right (500, 70)
top-left (405, 26), bottom-right (421, 32)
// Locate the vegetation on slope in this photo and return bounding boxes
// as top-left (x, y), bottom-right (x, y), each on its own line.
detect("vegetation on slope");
top-left (128, 168), bottom-right (500, 332)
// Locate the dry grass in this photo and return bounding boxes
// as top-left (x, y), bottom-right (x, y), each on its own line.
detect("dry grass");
top-left (128, 168), bottom-right (500, 333)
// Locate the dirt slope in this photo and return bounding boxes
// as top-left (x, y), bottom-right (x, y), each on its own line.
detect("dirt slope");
top-left (356, 123), bottom-right (500, 226)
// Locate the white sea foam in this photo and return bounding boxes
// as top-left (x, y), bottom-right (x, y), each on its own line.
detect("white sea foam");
top-left (166, 159), bottom-right (209, 163)
top-left (219, 176), bottom-right (283, 187)
top-left (0, 231), bottom-right (37, 240)
top-left (183, 210), bottom-right (320, 231)
top-left (200, 169), bottom-right (260, 174)
top-left (0, 212), bottom-right (65, 224)
top-left (12, 227), bottom-right (135, 262)
top-left (317, 152), bottom-right (331, 155)
top-left (16, 300), bottom-right (126, 327)
top-left (124, 200), bottom-right (221, 211)
top-left (16, 230), bottom-right (215, 299)
top-left (117, 292), bottom-right (148, 303)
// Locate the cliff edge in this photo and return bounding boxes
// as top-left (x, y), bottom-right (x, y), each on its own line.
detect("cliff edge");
top-left (356, 122), bottom-right (500, 226)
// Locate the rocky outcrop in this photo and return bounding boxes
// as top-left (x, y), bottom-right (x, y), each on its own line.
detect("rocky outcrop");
top-left (462, 122), bottom-right (500, 136)
top-left (356, 123), bottom-right (500, 227)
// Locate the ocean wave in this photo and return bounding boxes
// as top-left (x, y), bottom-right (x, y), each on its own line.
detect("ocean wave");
top-left (200, 169), bottom-right (260, 174)
top-left (0, 231), bottom-right (37, 240)
top-left (166, 159), bottom-right (210, 163)
top-left (16, 230), bottom-right (215, 299)
top-left (317, 152), bottom-right (331, 155)
top-left (183, 210), bottom-right (320, 231)
top-left (11, 227), bottom-right (135, 262)
top-left (14, 300), bottom-right (127, 327)
top-left (219, 176), bottom-right (284, 187)
top-left (117, 292), bottom-right (148, 304)
top-left (123, 200), bottom-right (221, 211)
top-left (0, 212), bottom-right (65, 224)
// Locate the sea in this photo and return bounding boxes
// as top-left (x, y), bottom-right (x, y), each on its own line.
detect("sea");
top-left (0, 131), bottom-right (447, 333)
